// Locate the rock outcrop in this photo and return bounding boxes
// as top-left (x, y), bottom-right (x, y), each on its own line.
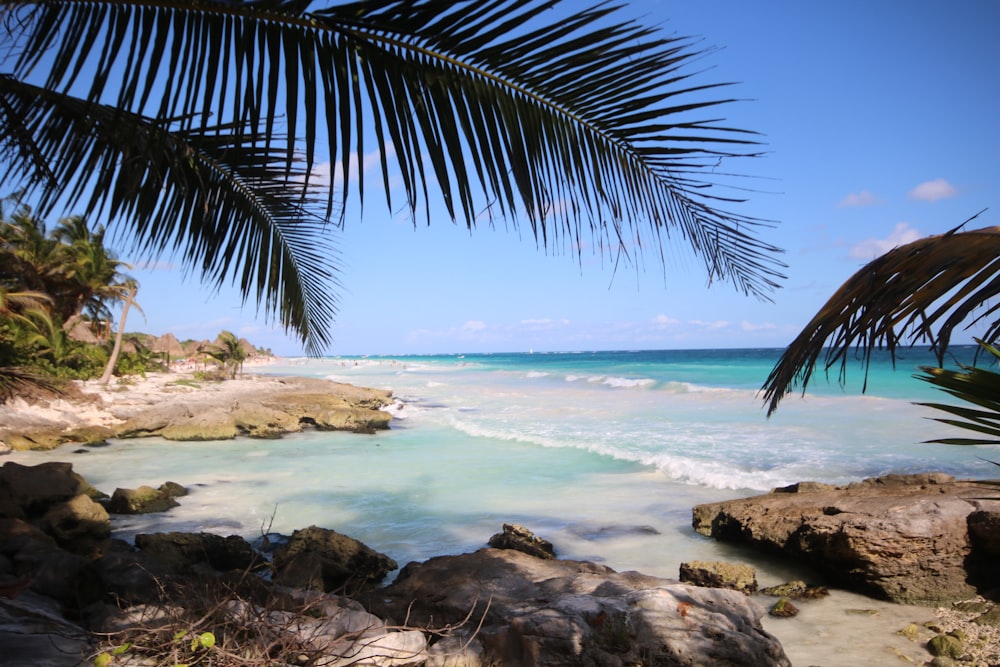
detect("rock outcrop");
top-left (0, 461), bottom-right (796, 666)
top-left (366, 548), bottom-right (790, 667)
top-left (0, 374), bottom-right (394, 450)
top-left (692, 473), bottom-right (999, 604)
top-left (272, 525), bottom-right (399, 594)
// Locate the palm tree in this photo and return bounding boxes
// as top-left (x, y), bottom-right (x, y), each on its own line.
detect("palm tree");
top-left (99, 280), bottom-right (140, 385)
top-left (0, 0), bottom-right (785, 355)
top-left (51, 216), bottom-right (133, 338)
top-left (202, 331), bottom-right (247, 380)
top-left (761, 212), bottom-right (998, 417)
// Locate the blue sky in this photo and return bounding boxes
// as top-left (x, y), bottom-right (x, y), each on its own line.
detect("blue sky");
top-left (122, 0), bottom-right (1000, 356)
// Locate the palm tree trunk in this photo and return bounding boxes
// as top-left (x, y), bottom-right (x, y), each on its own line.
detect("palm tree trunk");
top-left (99, 283), bottom-right (138, 385)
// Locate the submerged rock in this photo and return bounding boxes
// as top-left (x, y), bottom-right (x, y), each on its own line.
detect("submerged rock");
top-left (107, 485), bottom-right (179, 514)
top-left (768, 598), bottom-right (799, 618)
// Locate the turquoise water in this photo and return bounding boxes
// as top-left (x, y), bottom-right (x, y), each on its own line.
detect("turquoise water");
top-left (9, 347), bottom-right (994, 664)
top-left (14, 346), bottom-right (992, 559)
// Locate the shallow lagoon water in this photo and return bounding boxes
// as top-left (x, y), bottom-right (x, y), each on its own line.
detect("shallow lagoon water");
top-left (9, 348), bottom-right (998, 665)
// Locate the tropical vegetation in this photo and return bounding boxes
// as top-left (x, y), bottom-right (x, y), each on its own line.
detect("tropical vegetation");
top-left (0, 203), bottom-right (138, 382)
top-left (0, 0), bottom-right (785, 365)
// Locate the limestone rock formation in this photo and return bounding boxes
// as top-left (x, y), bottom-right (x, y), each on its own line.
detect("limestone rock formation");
top-left (692, 473), bottom-right (998, 604)
top-left (366, 548), bottom-right (790, 667)
top-left (678, 560), bottom-right (758, 595)
top-left (0, 374), bottom-right (395, 450)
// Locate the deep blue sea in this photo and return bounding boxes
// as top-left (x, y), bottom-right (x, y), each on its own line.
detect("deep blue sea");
top-left (9, 347), bottom-right (997, 664)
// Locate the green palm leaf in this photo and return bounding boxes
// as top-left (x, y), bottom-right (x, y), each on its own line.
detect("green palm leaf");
top-left (0, 74), bottom-right (338, 353)
top-left (762, 213), bottom-right (997, 416)
top-left (2, 0), bottom-right (785, 352)
top-left (913, 339), bottom-right (1000, 445)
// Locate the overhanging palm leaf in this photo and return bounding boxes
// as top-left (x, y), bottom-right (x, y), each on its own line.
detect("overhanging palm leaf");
top-left (2, 0), bottom-right (785, 352)
top-left (914, 339), bottom-right (1000, 445)
top-left (0, 75), bottom-right (338, 353)
top-left (762, 212), bottom-right (996, 416)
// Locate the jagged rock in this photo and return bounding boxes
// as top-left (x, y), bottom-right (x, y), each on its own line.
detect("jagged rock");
top-left (272, 526), bottom-right (398, 594)
top-left (107, 485), bottom-right (179, 514)
top-left (678, 560), bottom-right (758, 595)
top-left (40, 494), bottom-right (110, 555)
top-left (0, 461), bottom-right (91, 517)
top-left (758, 580), bottom-right (828, 600)
top-left (487, 523), bottom-right (556, 559)
top-left (134, 532), bottom-right (262, 574)
top-left (365, 548), bottom-right (790, 667)
top-left (692, 473), bottom-right (988, 604)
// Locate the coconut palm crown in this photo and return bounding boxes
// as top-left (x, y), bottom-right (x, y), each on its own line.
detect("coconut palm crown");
top-left (0, 0), bottom-right (785, 354)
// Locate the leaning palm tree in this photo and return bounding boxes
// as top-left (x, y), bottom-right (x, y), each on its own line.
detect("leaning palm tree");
top-left (761, 212), bottom-right (998, 416)
top-left (0, 0), bottom-right (784, 354)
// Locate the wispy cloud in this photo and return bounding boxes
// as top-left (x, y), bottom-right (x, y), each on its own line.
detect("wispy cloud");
top-left (908, 178), bottom-right (958, 202)
top-left (461, 320), bottom-right (487, 333)
top-left (849, 222), bottom-right (922, 260)
top-left (688, 319), bottom-right (730, 330)
top-left (837, 190), bottom-right (882, 208)
top-left (741, 320), bottom-right (776, 332)
top-left (651, 314), bottom-right (680, 327)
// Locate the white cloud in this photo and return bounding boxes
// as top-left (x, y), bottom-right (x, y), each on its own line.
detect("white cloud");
top-left (688, 319), bottom-right (730, 330)
top-left (651, 314), bottom-right (680, 327)
top-left (908, 178), bottom-right (958, 202)
top-left (849, 222), bottom-right (922, 260)
top-left (519, 318), bottom-right (570, 331)
top-left (461, 320), bottom-right (487, 333)
top-left (837, 190), bottom-right (882, 208)
top-left (740, 320), bottom-right (776, 332)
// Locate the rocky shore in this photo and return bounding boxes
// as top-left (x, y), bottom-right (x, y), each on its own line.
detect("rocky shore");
top-left (1, 371), bottom-right (999, 665)
top-left (0, 370), bottom-right (395, 451)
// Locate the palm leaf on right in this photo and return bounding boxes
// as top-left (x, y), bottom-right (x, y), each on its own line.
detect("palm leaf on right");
top-left (915, 339), bottom-right (1000, 446)
top-left (762, 215), bottom-right (999, 416)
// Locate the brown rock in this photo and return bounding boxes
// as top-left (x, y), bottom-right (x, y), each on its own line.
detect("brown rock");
top-left (108, 485), bottom-right (179, 514)
top-left (272, 526), bottom-right (398, 594)
top-left (40, 494), bottom-right (110, 555)
top-left (679, 560), bottom-right (758, 595)
top-left (134, 532), bottom-right (261, 574)
top-left (692, 473), bottom-right (983, 604)
top-left (487, 523), bottom-right (556, 559)
top-left (0, 461), bottom-right (90, 517)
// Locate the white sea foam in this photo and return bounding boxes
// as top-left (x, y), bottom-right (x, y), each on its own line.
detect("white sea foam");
top-left (601, 376), bottom-right (656, 389)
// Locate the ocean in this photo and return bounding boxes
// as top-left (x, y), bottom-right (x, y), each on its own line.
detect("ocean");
top-left (8, 347), bottom-right (998, 665)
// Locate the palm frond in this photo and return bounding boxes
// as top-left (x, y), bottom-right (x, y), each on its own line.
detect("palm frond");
top-left (762, 213), bottom-right (995, 416)
top-left (913, 339), bottom-right (1000, 445)
top-left (4, 0), bottom-right (784, 322)
top-left (0, 74), bottom-right (338, 354)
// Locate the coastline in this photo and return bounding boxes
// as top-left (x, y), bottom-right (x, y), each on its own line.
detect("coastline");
top-left (0, 362), bottom-right (395, 452)
top-left (1, 368), bottom-right (997, 665)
